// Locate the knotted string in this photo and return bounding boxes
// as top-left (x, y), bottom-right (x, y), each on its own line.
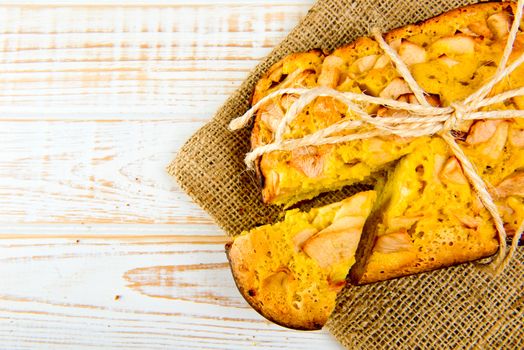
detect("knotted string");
top-left (230, 0), bottom-right (524, 274)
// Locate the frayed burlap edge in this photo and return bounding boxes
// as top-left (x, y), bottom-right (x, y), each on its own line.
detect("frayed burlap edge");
top-left (168, 0), bottom-right (523, 348)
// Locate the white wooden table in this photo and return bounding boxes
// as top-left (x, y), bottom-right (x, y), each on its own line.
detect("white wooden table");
top-left (0, 1), bottom-right (344, 348)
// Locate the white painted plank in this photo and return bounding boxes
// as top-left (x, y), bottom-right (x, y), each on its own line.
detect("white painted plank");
top-left (0, 2), bottom-right (314, 118)
top-left (0, 236), bottom-right (343, 350)
top-left (0, 120), bottom-right (212, 225)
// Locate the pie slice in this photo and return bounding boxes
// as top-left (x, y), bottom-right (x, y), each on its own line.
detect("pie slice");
top-left (226, 190), bottom-right (376, 330)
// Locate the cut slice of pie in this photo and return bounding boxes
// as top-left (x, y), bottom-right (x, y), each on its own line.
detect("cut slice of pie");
top-left (226, 190), bottom-right (376, 330)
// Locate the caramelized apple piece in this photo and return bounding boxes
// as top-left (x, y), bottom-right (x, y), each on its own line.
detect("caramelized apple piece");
top-left (289, 146), bottom-right (326, 178)
top-left (318, 55), bottom-right (345, 88)
top-left (373, 55), bottom-right (391, 69)
top-left (399, 40), bottom-right (427, 66)
top-left (302, 190), bottom-right (375, 269)
top-left (279, 94), bottom-right (299, 110)
top-left (302, 219), bottom-right (361, 269)
top-left (494, 172), bottom-right (524, 199)
top-left (433, 153), bottom-right (447, 184)
top-left (353, 55), bottom-right (379, 73)
top-left (263, 170), bottom-right (281, 202)
top-left (467, 22), bottom-right (493, 39)
top-left (479, 122), bottom-right (509, 160)
top-left (439, 156), bottom-right (468, 185)
top-left (471, 193), bottom-right (484, 215)
top-left (387, 215), bottom-right (423, 231)
top-left (334, 191), bottom-right (376, 219)
top-left (374, 231), bottom-right (413, 253)
top-left (487, 11), bottom-right (511, 40)
top-left (279, 69), bottom-right (314, 89)
top-left (379, 78), bottom-right (412, 100)
top-left (466, 120), bottom-right (501, 145)
top-left (293, 228), bottom-right (318, 252)
top-left (260, 102), bottom-right (284, 132)
top-left (438, 54), bottom-right (460, 68)
top-left (431, 35), bottom-right (475, 56)
top-left (404, 93), bottom-right (441, 107)
top-left (458, 26), bottom-right (480, 37)
top-left (261, 268), bottom-right (294, 290)
top-left (454, 213), bottom-right (480, 229)
top-left (388, 38), bottom-right (402, 51)
top-left (509, 127), bottom-right (524, 147)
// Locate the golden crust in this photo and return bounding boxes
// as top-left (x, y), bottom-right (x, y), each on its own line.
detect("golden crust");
top-left (383, 1), bottom-right (516, 42)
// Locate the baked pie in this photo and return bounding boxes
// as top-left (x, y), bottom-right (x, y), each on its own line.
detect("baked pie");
top-left (229, 1), bottom-right (524, 330)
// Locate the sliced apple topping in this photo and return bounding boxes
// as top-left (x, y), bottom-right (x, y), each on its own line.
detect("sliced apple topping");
top-left (454, 213), bottom-right (481, 229)
top-left (494, 172), bottom-right (524, 199)
top-left (318, 55), bottom-right (345, 88)
top-left (289, 146), bottom-right (326, 178)
top-left (302, 220), bottom-right (362, 269)
top-left (439, 156), bottom-right (468, 185)
top-left (471, 193), bottom-right (484, 215)
top-left (431, 35), bottom-right (476, 56)
top-left (399, 93), bottom-right (441, 106)
top-left (292, 227), bottom-right (319, 252)
top-left (353, 54), bottom-right (379, 73)
top-left (387, 215), bottom-right (423, 232)
top-left (487, 11), bottom-right (511, 40)
top-left (260, 102), bottom-right (285, 132)
top-left (374, 231), bottom-right (413, 254)
top-left (261, 268), bottom-right (294, 289)
top-left (398, 40), bottom-right (428, 66)
top-left (479, 122), bottom-right (509, 160)
top-left (334, 191), bottom-right (376, 220)
top-left (388, 38), bottom-right (402, 51)
top-left (509, 127), bottom-right (524, 147)
top-left (279, 94), bottom-right (299, 111)
top-left (379, 78), bottom-right (412, 100)
top-left (279, 69), bottom-right (314, 89)
top-left (373, 55), bottom-right (391, 69)
top-left (466, 120), bottom-right (502, 145)
top-left (302, 191), bottom-right (374, 268)
top-left (467, 22), bottom-right (493, 39)
top-left (263, 170), bottom-right (281, 202)
top-left (438, 54), bottom-right (460, 68)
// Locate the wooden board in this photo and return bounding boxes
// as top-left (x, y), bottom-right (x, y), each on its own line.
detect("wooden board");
top-left (0, 1), bottom-right (344, 349)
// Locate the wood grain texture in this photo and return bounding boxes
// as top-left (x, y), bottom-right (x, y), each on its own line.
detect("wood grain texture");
top-left (0, 1), bottom-right (346, 349)
top-left (0, 237), bottom-right (341, 349)
top-left (0, 2), bottom-right (312, 118)
top-left (0, 120), bottom-right (209, 225)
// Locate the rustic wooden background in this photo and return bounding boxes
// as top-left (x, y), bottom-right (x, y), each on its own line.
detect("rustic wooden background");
top-left (0, 1), bottom-right (344, 348)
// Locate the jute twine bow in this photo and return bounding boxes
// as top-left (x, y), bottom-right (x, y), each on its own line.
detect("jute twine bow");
top-left (230, 0), bottom-right (524, 275)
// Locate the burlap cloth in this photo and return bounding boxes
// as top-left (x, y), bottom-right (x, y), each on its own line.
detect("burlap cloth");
top-left (168, 0), bottom-right (523, 348)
